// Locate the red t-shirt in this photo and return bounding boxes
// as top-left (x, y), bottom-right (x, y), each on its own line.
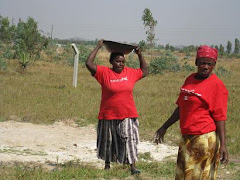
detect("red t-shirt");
top-left (176, 73), bottom-right (228, 135)
top-left (94, 65), bottom-right (143, 120)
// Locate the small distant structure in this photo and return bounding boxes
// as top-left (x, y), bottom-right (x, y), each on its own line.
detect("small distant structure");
top-left (56, 43), bottom-right (62, 48)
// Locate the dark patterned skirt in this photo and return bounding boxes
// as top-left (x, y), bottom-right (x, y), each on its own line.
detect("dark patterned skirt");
top-left (97, 118), bottom-right (139, 164)
top-left (175, 131), bottom-right (220, 180)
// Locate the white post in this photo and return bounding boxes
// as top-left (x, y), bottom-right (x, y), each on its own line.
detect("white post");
top-left (71, 43), bottom-right (79, 88)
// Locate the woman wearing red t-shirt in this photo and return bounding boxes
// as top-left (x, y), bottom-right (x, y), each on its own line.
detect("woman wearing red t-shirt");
top-left (86, 39), bottom-right (148, 175)
top-left (154, 45), bottom-right (228, 180)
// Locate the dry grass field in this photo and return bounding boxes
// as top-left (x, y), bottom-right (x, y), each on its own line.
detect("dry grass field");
top-left (0, 48), bottom-right (240, 179)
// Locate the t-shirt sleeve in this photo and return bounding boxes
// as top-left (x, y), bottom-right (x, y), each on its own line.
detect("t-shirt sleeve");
top-left (176, 92), bottom-right (181, 106)
top-left (176, 76), bottom-right (190, 106)
top-left (211, 83), bottom-right (228, 121)
top-left (94, 65), bottom-right (107, 85)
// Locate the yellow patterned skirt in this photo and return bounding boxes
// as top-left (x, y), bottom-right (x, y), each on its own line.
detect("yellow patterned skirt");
top-left (175, 131), bottom-right (220, 180)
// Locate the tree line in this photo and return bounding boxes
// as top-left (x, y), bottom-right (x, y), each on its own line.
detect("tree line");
top-left (140, 8), bottom-right (240, 57)
top-left (0, 14), bottom-right (239, 72)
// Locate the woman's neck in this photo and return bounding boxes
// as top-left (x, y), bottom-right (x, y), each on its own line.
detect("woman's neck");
top-left (195, 73), bottom-right (212, 80)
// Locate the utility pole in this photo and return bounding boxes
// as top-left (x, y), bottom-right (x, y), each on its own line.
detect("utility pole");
top-left (50, 25), bottom-right (53, 43)
top-left (71, 43), bottom-right (79, 88)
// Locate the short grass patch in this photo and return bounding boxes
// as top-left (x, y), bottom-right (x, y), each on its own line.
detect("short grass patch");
top-left (0, 159), bottom-right (239, 180)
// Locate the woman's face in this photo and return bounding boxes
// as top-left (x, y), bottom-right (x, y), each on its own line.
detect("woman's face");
top-left (195, 57), bottom-right (216, 79)
top-left (111, 55), bottom-right (125, 73)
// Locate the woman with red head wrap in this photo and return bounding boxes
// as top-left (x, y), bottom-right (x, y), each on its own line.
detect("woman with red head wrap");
top-left (154, 45), bottom-right (228, 179)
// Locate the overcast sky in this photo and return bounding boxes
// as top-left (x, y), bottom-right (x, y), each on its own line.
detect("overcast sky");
top-left (1, 0), bottom-right (240, 46)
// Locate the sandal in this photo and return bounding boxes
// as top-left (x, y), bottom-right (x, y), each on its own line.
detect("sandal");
top-left (131, 169), bottom-right (141, 175)
top-left (104, 164), bottom-right (110, 170)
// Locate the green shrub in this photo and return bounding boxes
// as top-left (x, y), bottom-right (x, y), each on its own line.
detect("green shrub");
top-left (67, 55), bottom-right (75, 66)
top-left (182, 62), bottom-right (195, 71)
top-left (232, 53), bottom-right (240, 59)
top-left (126, 54), bottom-right (139, 68)
top-left (149, 51), bottom-right (180, 74)
top-left (0, 41), bottom-right (3, 49)
top-left (0, 57), bottom-right (7, 70)
top-left (17, 52), bottom-right (31, 70)
top-left (67, 44), bottom-right (90, 66)
top-left (3, 48), bottom-right (13, 59)
top-left (53, 55), bottom-right (61, 62)
top-left (215, 66), bottom-right (231, 77)
top-left (79, 44), bottom-right (92, 65)
top-left (183, 55), bottom-right (190, 60)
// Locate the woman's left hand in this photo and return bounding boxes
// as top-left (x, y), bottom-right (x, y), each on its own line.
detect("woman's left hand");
top-left (220, 145), bottom-right (229, 165)
top-left (154, 127), bottom-right (166, 144)
top-left (215, 120), bottom-right (229, 165)
top-left (135, 47), bottom-right (142, 56)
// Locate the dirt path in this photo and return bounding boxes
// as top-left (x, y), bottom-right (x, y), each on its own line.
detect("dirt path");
top-left (0, 120), bottom-right (178, 169)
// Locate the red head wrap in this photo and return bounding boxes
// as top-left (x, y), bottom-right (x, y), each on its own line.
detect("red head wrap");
top-left (196, 45), bottom-right (218, 61)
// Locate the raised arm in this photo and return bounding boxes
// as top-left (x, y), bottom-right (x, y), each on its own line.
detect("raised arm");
top-left (135, 47), bottom-right (148, 77)
top-left (86, 39), bottom-right (103, 76)
top-left (215, 120), bottom-right (229, 165)
top-left (154, 106), bottom-right (180, 144)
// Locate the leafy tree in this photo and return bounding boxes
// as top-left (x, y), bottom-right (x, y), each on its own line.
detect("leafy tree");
top-left (165, 43), bottom-right (170, 50)
top-left (170, 45), bottom-right (175, 52)
top-left (142, 8), bottom-right (158, 48)
top-left (219, 44), bottom-right (224, 57)
top-left (157, 44), bottom-right (164, 50)
top-left (179, 45), bottom-right (197, 54)
top-left (234, 38), bottom-right (240, 54)
top-left (0, 16), bottom-right (15, 43)
top-left (226, 41), bottom-right (232, 54)
top-left (14, 17), bottom-right (48, 60)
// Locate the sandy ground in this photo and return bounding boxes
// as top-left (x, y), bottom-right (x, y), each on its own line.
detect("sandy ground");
top-left (0, 120), bottom-right (178, 169)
